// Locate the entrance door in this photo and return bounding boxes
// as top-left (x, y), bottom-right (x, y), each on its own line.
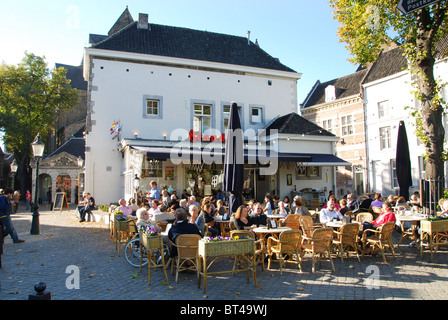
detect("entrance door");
top-left (57, 175), bottom-right (72, 203)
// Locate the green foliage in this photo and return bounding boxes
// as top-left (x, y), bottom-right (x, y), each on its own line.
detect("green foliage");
top-left (0, 52), bottom-right (78, 155)
top-left (329, 0), bottom-right (448, 178)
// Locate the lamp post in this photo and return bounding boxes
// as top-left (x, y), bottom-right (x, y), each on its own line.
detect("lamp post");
top-left (10, 159), bottom-right (18, 190)
top-left (134, 174), bottom-right (140, 204)
top-left (30, 133), bottom-right (45, 235)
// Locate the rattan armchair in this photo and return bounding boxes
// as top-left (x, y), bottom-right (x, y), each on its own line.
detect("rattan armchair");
top-left (300, 215), bottom-right (324, 239)
top-left (361, 222), bottom-right (396, 263)
top-left (372, 206), bottom-right (383, 219)
top-left (333, 223), bottom-right (361, 262)
top-left (355, 212), bottom-right (373, 224)
top-left (230, 230), bottom-right (265, 271)
top-left (267, 230), bottom-right (302, 274)
top-left (171, 234), bottom-right (202, 283)
top-left (301, 227), bottom-right (335, 273)
top-left (284, 214), bottom-right (301, 230)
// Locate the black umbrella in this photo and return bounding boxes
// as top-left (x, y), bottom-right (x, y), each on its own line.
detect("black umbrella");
top-left (223, 102), bottom-right (244, 215)
top-left (396, 121), bottom-right (412, 200)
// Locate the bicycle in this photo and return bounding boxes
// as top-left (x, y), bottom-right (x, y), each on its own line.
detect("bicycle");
top-left (124, 219), bottom-right (169, 267)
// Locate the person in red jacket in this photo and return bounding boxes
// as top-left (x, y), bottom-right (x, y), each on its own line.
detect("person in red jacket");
top-left (362, 201), bottom-right (396, 236)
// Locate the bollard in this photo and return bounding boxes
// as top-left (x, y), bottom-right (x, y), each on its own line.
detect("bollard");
top-left (28, 282), bottom-right (52, 300)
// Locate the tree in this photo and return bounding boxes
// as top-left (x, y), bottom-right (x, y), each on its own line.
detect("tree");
top-left (329, 0), bottom-right (448, 180)
top-left (0, 52), bottom-right (78, 195)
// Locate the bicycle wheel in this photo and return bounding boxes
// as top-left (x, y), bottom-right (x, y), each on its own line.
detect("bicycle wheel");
top-left (124, 238), bottom-right (148, 267)
top-left (154, 244), bottom-right (170, 265)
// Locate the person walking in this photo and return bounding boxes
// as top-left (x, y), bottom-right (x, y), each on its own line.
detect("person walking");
top-left (0, 188), bottom-right (25, 243)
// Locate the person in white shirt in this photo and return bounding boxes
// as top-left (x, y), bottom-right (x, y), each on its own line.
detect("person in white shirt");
top-left (148, 199), bottom-right (160, 220)
top-left (319, 198), bottom-right (343, 224)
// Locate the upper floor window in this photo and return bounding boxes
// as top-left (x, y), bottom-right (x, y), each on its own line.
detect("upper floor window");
top-left (193, 104), bottom-right (212, 134)
top-left (223, 104), bottom-right (243, 130)
top-left (378, 100), bottom-right (389, 118)
top-left (143, 95), bottom-right (163, 119)
top-left (322, 119), bottom-right (333, 134)
top-left (341, 115), bottom-right (353, 136)
top-left (379, 126), bottom-right (391, 150)
top-left (250, 106), bottom-right (264, 124)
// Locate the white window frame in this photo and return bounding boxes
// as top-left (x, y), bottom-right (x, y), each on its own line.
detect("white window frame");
top-left (322, 119), bottom-right (333, 134)
top-left (391, 159), bottom-right (398, 188)
top-left (341, 115), bottom-right (353, 136)
top-left (250, 106), bottom-right (264, 124)
top-left (378, 100), bottom-right (389, 119)
top-left (193, 103), bottom-right (213, 134)
top-left (379, 126), bottom-right (391, 150)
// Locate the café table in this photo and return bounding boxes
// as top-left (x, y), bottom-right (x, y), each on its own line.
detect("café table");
top-left (267, 214), bottom-right (287, 225)
top-left (252, 226), bottom-right (291, 243)
top-left (215, 215), bottom-right (232, 237)
top-left (395, 213), bottom-right (427, 247)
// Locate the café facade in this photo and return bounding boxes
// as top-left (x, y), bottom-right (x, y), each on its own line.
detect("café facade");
top-left (82, 11), bottom-right (349, 205)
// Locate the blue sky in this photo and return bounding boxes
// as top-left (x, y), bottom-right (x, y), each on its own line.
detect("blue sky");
top-left (0, 0), bottom-right (357, 108)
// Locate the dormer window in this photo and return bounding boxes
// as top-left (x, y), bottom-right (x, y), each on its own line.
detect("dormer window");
top-left (325, 85), bottom-right (336, 102)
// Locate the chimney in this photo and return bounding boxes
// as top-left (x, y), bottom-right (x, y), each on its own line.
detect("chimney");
top-left (138, 13), bottom-right (149, 30)
top-left (247, 31), bottom-right (251, 45)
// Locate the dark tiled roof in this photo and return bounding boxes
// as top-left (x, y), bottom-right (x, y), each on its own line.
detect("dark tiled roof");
top-left (48, 137), bottom-right (85, 160)
top-left (362, 47), bottom-right (407, 84)
top-left (301, 69), bottom-right (367, 108)
top-left (89, 33), bottom-right (109, 45)
top-left (266, 112), bottom-right (335, 137)
top-left (55, 63), bottom-right (87, 90)
top-left (91, 22), bottom-right (297, 73)
top-left (108, 7), bottom-right (134, 36)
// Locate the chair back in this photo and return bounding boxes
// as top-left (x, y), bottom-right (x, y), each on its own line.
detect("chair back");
top-left (356, 212), bottom-right (373, 223)
top-left (338, 223), bottom-right (359, 245)
top-left (285, 214), bottom-right (301, 230)
top-left (279, 230), bottom-right (302, 252)
top-left (311, 228), bottom-right (333, 254)
top-left (372, 206), bottom-right (383, 214)
top-left (299, 215), bottom-right (315, 237)
top-left (344, 210), bottom-right (354, 218)
top-left (175, 234), bottom-right (201, 259)
top-left (378, 222), bottom-right (395, 242)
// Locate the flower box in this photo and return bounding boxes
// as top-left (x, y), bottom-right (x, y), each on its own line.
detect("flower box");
top-left (421, 219), bottom-right (448, 234)
top-left (199, 238), bottom-right (255, 257)
top-left (140, 232), bottom-right (163, 250)
top-left (114, 220), bottom-right (129, 232)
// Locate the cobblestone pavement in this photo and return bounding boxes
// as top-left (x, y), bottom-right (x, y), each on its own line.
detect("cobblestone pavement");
top-left (1, 205), bottom-right (448, 304)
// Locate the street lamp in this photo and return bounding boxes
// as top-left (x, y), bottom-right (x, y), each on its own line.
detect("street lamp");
top-left (134, 174), bottom-right (140, 203)
top-left (30, 133), bottom-right (45, 235)
top-left (10, 159), bottom-right (18, 190)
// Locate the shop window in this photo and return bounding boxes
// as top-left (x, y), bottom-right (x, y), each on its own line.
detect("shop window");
top-left (141, 159), bottom-right (163, 178)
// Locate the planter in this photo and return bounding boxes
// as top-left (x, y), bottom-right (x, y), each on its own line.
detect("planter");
top-left (114, 220), bottom-right (129, 232)
top-left (140, 233), bottom-right (163, 249)
top-left (421, 219), bottom-right (448, 234)
top-left (199, 238), bottom-right (255, 257)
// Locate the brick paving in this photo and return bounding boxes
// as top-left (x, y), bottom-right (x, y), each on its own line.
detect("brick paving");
top-left (1, 204), bottom-right (448, 302)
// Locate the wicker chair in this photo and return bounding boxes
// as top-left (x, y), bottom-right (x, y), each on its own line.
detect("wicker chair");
top-left (361, 222), bottom-right (396, 263)
top-left (299, 215), bottom-right (324, 239)
top-left (267, 230), bottom-right (302, 274)
top-left (301, 228), bottom-right (335, 273)
top-left (355, 212), bottom-right (373, 224)
top-left (333, 223), bottom-right (361, 262)
top-left (230, 230), bottom-right (265, 271)
top-left (170, 234), bottom-right (202, 283)
top-left (372, 206), bottom-right (383, 219)
top-left (284, 214), bottom-right (301, 230)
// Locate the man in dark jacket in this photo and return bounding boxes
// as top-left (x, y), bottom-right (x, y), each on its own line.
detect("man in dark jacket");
top-left (0, 188), bottom-right (25, 243)
top-left (168, 208), bottom-right (201, 257)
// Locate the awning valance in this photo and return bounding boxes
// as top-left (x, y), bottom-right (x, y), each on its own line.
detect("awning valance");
top-left (132, 146), bottom-right (350, 167)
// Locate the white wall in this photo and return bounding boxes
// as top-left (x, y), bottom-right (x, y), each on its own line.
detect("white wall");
top-left (364, 58), bottom-right (448, 197)
top-left (86, 56), bottom-right (299, 204)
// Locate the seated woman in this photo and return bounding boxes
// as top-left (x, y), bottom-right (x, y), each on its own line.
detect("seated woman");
top-left (276, 201), bottom-right (290, 216)
top-left (362, 201), bottom-right (396, 236)
top-left (200, 203), bottom-right (219, 237)
top-left (189, 205), bottom-right (205, 237)
top-left (234, 205), bottom-right (256, 231)
top-left (216, 199), bottom-right (226, 216)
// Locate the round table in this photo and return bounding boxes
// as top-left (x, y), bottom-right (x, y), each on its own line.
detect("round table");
top-left (253, 226), bottom-right (292, 241)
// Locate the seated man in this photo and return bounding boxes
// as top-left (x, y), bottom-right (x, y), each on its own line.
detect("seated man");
top-left (167, 208), bottom-right (201, 258)
top-left (78, 192), bottom-right (95, 222)
top-left (319, 198), bottom-right (343, 224)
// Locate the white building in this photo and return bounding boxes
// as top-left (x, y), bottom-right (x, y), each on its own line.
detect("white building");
top-left (363, 45), bottom-right (448, 197)
top-left (82, 10), bottom-right (349, 205)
